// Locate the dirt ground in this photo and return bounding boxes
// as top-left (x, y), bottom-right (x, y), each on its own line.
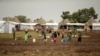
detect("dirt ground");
top-left (0, 31), bottom-right (100, 56)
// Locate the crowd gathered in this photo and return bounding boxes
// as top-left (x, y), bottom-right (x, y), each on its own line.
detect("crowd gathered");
top-left (12, 25), bottom-right (82, 44)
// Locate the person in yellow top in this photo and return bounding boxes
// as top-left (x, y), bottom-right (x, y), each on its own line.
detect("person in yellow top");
top-left (24, 30), bottom-right (28, 43)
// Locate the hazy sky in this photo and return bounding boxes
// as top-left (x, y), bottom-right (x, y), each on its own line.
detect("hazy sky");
top-left (0, 0), bottom-right (100, 22)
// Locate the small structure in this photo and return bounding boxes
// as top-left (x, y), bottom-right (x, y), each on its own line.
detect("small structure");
top-left (20, 18), bottom-right (36, 30)
top-left (67, 23), bottom-right (85, 31)
top-left (0, 21), bottom-right (5, 33)
top-left (4, 21), bottom-right (19, 33)
top-left (92, 23), bottom-right (100, 30)
top-left (59, 19), bottom-right (70, 29)
top-left (46, 19), bottom-right (58, 30)
top-left (0, 21), bottom-right (19, 33)
top-left (33, 17), bottom-right (46, 25)
top-left (86, 18), bottom-right (97, 30)
top-left (33, 17), bottom-right (46, 32)
top-left (20, 23), bottom-right (37, 30)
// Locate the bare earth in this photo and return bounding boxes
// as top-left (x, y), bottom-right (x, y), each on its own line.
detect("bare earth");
top-left (0, 31), bottom-right (100, 56)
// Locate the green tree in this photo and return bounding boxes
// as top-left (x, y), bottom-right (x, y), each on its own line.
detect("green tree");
top-left (71, 12), bottom-right (79, 23)
top-left (15, 15), bottom-right (26, 22)
top-left (61, 7), bottom-right (98, 23)
top-left (3, 17), bottom-right (12, 21)
top-left (61, 11), bottom-right (70, 19)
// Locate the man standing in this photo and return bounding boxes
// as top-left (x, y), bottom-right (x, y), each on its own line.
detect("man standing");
top-left (40, 26), bottom-right (47, 43)
top-left (12, 27), bottom-right (16, 40)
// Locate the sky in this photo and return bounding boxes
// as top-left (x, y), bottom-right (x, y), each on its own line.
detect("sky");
top-left (0, 0), bottom-right (100, 22)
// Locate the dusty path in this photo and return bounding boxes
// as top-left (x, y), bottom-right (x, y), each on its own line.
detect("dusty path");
top-left (0, 31), bottom-right (100, 56)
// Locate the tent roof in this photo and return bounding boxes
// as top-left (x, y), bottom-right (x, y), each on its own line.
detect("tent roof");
top-left (12, 17), bottom-right (20, 23)
top-left (26, 19), bottom-right (33, 23)
top-left (33, 17), bottom-right (46, 25)
top-left (86, 18), bottom-right (97, 25)
top-left (48, 19), bottom-right (57, 23)
top-left (59, 19), bottom-right (70, 25)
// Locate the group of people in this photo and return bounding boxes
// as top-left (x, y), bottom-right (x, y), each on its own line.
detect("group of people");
top-left (12, 26), bottom-right (82, 43)
top-left (38, 26), bottom-right (82, 43)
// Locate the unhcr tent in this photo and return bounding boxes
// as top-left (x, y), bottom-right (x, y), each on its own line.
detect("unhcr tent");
top-left (20, 23), bottom-right (37, 30)
top-left (20, 19), bottom-right (36, 30)
top-left (0, 21), bottom-right (19, 33)
top-left (4, 21), bottom-right (19, 33)
top-left (67, 23), bottom-right (85, 31)
top-left (0, 21), bottom-right (5, 33)
top-left (92, 23), bottom-right (100, 30)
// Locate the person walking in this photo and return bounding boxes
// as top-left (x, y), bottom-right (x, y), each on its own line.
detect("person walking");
top-left (12, 27), bottom-right (16, 40)
top-left (78, 31), bottom-right (82, 43)
top-left (61, 29), bottom-right (65, 42)
top-left (24, 30), bottom-right (29, 43)
top-left (40, 26), bottom-right (47, 43)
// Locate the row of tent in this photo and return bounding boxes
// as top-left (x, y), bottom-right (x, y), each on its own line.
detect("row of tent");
top-left (0, 20), bottom-right (58, 33)
top-left (0, 18), bottom-right (100, 33)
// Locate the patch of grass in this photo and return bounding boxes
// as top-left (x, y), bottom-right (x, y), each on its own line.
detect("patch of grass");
top-left (93, 30), bottom-right (100, 34)
top-left (0, 30), bottom-right (53, 39)
top-left (0, 33), bottom-right (12, 38)
top-left (0, 31), bottom-right (40, 39)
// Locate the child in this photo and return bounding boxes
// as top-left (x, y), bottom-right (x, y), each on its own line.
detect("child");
top-left (62, 30), bottom-right (72, 42)
top-left (78, 31), bottom-right (82, 43)
top-left (24, 31), bottom-right (28, 43)
top-left (51, 30), bottom-right (58, 42)
top-left (68, 31), bottom-right (72, 41)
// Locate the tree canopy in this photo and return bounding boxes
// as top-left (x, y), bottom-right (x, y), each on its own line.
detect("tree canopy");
top-left (3, 17), bottom-right (20, 23)
top-left (2, 15), bottom-right (32, 23)
top-left (15, 15), bottom-right (27, 23)
top-left (61, 7), bottom-right (98, 23)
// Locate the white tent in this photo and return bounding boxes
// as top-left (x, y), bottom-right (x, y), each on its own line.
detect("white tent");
top-left (46, 23), bottom-right (58, 30)
top-left (0, 21), bottom-right (19, 33)
top-left (4, 21), bottom-right (19, 33)
top-left (92, 23), bottom-right (100, 30)
top-left (67, 23), bottom-right (85, 26)
top-left (66, 23), bottom-right (85, 31)
top-left (0, 21), bottom-right (5, 33)
top-left (20, 23), bottom-right (37, 30)
top-left (46, 19), bottom-right (58, 30)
